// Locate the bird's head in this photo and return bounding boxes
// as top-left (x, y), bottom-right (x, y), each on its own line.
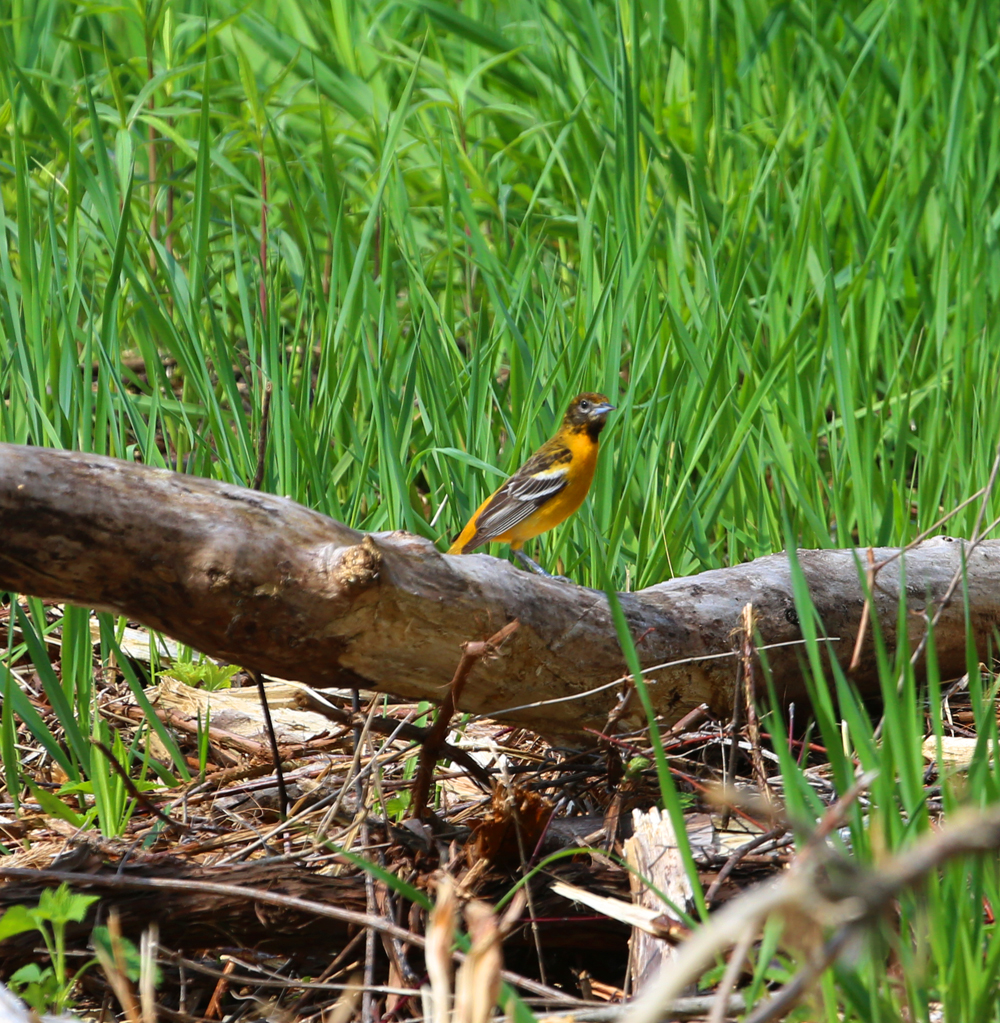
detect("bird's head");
top-left (563, 392), bottom-right (616, 438)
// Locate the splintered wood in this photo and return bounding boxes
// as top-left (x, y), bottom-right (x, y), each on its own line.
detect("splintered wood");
top-left (624, 807), bottom-right (694, 994)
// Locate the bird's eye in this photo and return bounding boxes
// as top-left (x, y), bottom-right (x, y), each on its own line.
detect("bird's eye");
top-left (580, 400), bottom-right (590, 410)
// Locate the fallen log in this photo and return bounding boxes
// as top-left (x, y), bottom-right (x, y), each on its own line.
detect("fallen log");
top-left (0, 858), bottom-right (633, 989)
top-left (0, 859), bottom-right (364, 965)
top-left (1, 443), bottom-right (998, 739)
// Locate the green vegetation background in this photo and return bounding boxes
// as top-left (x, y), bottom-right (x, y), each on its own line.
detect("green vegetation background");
top-left (4, 0), bottom-right (1000, 586)
top-left (4, 1), bottom-right (1000, 1018)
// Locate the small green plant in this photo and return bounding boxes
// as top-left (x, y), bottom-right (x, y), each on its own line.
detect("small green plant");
top-left (382, 788), bottom-right (412, 821)
top-left (161, 660), bottom-right (240, 691)
top-left (0, 884), bottom-right (99, 1015)
top-left (625, 755), bottom-right (651, 778)
top-left (91, 922), bottom-right (156, 988)
top-left (0, 885), bottom-right (149, 1016)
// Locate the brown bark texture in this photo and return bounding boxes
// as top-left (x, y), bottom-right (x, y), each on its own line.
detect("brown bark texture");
top-left (0, 860), bottom-right (363, 965)
top-left (1, 443), bottom-right (998, 739)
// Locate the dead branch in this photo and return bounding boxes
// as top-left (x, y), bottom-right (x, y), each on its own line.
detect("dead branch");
top-left (411, 619), bottom-right (520, 819)
top-left (3, 444), bottom-right (1000, 739)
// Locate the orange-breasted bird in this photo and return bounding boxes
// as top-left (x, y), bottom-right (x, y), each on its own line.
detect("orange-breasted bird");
top-left (447, 392), bottom-right (615, 576)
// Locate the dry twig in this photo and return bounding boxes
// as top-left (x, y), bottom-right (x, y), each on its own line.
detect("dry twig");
top-left (249, 669), bottom-right (288, 819)
top-left (411, 620), bottom-right (520, 820)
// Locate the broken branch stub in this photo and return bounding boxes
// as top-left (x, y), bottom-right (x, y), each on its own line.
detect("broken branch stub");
top-left (1, 443), bottom-right (999, 740)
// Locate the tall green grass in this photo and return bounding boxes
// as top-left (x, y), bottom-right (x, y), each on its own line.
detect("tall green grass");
top-left (3, 0), bottom-right (1000, 1016)
top-left (3, 0), bottom-right (998, 586)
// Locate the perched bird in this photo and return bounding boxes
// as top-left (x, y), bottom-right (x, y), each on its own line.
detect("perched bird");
top-left (448, 392), bottom-right (615, 576)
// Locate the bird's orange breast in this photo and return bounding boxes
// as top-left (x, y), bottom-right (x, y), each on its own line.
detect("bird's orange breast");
top-left (500, 431), bottom-right (598, 546)
top-left (447, 418), bottom-right (605, 556)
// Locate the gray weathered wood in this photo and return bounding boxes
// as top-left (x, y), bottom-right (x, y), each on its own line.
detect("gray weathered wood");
top-left (625, 808), bottom-right (694, 993)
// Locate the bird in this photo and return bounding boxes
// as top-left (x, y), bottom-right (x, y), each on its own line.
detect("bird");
top-left (447, 392), bottom-right (616, 576)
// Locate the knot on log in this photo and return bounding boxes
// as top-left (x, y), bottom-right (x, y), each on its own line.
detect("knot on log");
top-left (335, 535), bottom-right (382, 590)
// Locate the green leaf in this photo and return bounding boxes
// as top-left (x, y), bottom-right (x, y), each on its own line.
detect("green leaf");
top-left (0, 904), bottom-right (42, 941)
top-left (92, 927), bottom-right (150, 984)
top-left (35, 884), bottom-right (100, 926)
top-left (24, 781), bottom-right (87, 828)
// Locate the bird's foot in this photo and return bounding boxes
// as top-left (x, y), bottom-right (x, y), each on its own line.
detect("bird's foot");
top-left (514, 550), bottom-right (573, 582)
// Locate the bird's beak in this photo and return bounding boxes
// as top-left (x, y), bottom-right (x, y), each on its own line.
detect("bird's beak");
top-left (590, 402), bottom-right (616, 417)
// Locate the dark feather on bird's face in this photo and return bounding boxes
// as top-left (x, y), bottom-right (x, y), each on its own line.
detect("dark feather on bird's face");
top-left (562, 392), bottom-right (616, 439)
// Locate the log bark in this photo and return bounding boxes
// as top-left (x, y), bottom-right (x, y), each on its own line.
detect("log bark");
top-left (1, 443), bottom-right (999, 740)
top-left (0, 859), bottom-right (363, 965)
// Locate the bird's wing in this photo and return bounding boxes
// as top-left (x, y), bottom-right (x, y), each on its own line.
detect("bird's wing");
top-left (467, 465), bottom-right (570, 545)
